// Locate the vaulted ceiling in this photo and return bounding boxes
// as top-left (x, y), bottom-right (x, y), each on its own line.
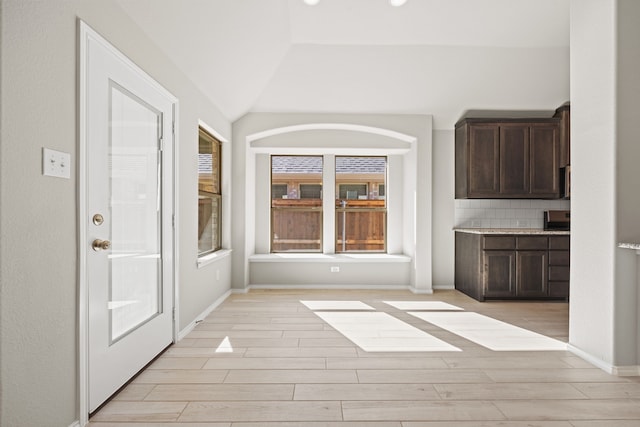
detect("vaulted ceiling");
top-left (116, 0), bottom-right (570, 129)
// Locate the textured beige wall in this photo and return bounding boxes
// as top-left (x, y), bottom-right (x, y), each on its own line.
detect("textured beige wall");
top-left (0, 1), bottom-right (231, 425)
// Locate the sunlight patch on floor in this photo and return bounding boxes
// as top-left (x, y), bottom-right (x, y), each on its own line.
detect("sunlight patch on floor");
top-left (409, 311), bottom-right (567, 351)
top-left (383, 301), bottom-right (464, 311)
top-left (313, 311), bottom-right (462, 352)
top-left (215, 336), bottom-right (234, 353)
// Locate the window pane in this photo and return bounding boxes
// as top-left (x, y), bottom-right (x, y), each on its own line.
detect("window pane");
top-left (198, 127), bottom-right (221, 256)
top-left (336, 210), bottom-right (386, 252)
top-left (336, 156), bottom-right (387, 253)
top-left (339, 184), bottom-right (367, 199)
top-left (271, 184), bottom-right (288, 199)
top-left (300, 184), bottom-right (322, 199)
top-left (198, 194), bottom-right (221, 255)
top-left (271, 156), bottom-right (322, 252)
top-left (271, 208), bottom-right (322, 252)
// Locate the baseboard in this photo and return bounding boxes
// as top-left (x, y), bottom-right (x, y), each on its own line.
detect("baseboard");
top-left (246, 283), bottom-right (413, 291)
top-left (177, 289), bottom-right (231, 341)
top-left (566, 344), bottom-right (614, 374)
top-left (432, 284), bottom-right (455, 291)
top-left (69, 421), bottom-right (81, 427)
top-left (612, 365), bottom-right (640, 376)
top-left (566, 343), bottom-right (640, 376)
top-left (409, 286), bottom-right (434, 294)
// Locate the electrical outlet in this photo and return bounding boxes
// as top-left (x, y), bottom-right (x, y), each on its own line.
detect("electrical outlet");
top-left (43, 148), bottom-right (71, 179)
top-left (330, 266), bottom-right (340, 273)
top-left (216, 270), bottom-right (220, 281)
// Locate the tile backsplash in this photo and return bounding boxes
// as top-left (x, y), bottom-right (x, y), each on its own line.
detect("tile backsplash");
top-left (454, 199), bottom-right (571, 229)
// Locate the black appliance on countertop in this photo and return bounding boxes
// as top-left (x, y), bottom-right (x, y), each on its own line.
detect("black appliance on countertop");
top-left (544, 210), bottom-right (570, 231)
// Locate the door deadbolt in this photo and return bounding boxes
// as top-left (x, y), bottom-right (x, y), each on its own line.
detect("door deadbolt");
top-left (92, 239), bottom-right (111, 251)
top-left (93, 214), bottom-right (104, 226)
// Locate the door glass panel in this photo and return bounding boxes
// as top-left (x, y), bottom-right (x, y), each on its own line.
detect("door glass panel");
top-left (109, 84), bottom-right (162, 342)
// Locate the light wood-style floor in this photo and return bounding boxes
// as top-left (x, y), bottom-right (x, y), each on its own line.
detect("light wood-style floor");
top-left (89, 289), bottom-right (640, 426)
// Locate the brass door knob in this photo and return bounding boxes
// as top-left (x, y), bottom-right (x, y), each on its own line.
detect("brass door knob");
top-left (92, 239), bottom-right (111, 251)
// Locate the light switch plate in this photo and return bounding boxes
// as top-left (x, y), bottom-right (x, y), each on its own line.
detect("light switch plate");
top-left (43, 148), bottom-right (71, 179)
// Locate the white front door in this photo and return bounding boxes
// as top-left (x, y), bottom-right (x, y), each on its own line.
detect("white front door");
top-left (80, 22), bottom-right (176, 414)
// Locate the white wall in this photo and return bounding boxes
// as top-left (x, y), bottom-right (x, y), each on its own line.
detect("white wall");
top-left (569, 0), bottom-right (640, 371)
top-left (0, 1), bottom-right (231, 425)
top-left (431, 130), bottom-right (456, 289)
top-left (232, 113), bottom-right (432, 293)
top-left (569, 0), bottom-right (617, 368)
top-left (614, 0), bottom-right (640, 369)
top-left (616, 0), bottom-right (640, 244)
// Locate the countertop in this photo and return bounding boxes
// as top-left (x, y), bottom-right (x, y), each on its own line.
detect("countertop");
top-left (454, 228), bottom-right (570, 235)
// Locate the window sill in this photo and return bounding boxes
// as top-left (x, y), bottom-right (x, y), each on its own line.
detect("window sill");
top-left (197, 249), bottom-right (232, 268)
top-left (249, 253), bottom-right (411, 263)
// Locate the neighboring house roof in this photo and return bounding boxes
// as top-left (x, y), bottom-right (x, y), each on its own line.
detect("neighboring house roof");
top-left (272, 156), bottom-right (386, 174)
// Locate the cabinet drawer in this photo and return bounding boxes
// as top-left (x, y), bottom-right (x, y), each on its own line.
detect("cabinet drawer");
top-left (549, 236), bottom-right (570, 250)
top-left (549, 281), bottom-right (569, 298)
top-left (517, 236), bottom-right (548, 250)
top-left (484, 236), bottom-right (516, 250)
top-left (549, 250), bottom-right (570, 266)
top-left (549, 266), bottom-right (570, 281)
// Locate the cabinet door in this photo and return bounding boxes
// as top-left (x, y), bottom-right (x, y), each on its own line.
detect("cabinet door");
top-left (483, 250), bottom-right (516, 297)
top-left (529, 123), bottom-right (559, 197)
top-left (517, 250), bottom-right (548, 297)
top-left (549, 235), bottom-right (570, 250)
top-left (499, 124), bottom-right (530, 195)
top-left (554, 104), bottom-right (570, 167)
top-left (468, 124), bottom-right (500, 197)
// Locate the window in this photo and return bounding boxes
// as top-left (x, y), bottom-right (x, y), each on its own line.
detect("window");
top-left (335, 156), bottom-right (387, 253)
top-left (271, 156), bottom-right (323, 252)
top-left (338, 184), bottom-right (368, 200)
top-left (198, 127), bottom-right (222, 256)
top-left (268, 155), bottom-right (387, 254)
top-left (300, 184), bottom-right (322, 199)
top-left (271, 184), bottom-right (288, 199)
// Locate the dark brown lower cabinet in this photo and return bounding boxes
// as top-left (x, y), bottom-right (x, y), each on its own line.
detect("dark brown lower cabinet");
top-left (548, 236), bottom-right (570, 298)
top-left (483, 250), bottom-right (516, 298)
top-left (516, 251), bottom-right (548, 297)
top-left (455, 232), bottom-right (569, 301)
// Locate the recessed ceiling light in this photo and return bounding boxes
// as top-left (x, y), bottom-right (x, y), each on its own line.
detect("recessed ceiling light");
top-left (389, 0), bottom-right (407, 6)
top-left (303, 0), bottom-right (320, 5)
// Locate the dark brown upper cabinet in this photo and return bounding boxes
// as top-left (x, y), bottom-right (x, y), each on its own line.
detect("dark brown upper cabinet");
top-left (455, 117), bottom-right (561, 199)
top-left (554, 102), bottom-right (570, 167)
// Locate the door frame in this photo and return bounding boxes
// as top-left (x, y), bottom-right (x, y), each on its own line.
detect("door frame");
top-left (77, 20), bottom-right (180, 425)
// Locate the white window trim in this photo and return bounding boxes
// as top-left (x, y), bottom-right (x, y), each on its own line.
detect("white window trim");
top-left (197, 248), bottom-right (233, 268)
top-left (249, 253), bottom-right (410, 263)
